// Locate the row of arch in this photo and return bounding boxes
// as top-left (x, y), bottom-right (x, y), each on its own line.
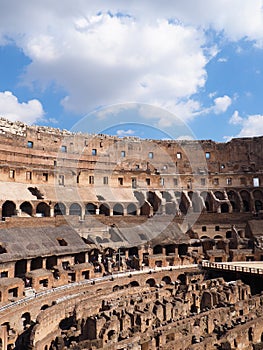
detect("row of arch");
top-left (1, 201), bottom-right (140, 218)
top-left (172, 188), bottom-right (263, 214)
top-left (1, 188), bottom-right (263, 218)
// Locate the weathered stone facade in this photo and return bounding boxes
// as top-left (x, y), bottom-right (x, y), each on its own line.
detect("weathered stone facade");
top-left (0, 118), bottom-right (261, 348)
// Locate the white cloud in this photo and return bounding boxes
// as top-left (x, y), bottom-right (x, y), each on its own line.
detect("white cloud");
top-left (229, 110), bottom-right (243, 125)
top-left (0, 1), bottom-right (262, 127)
top-left (213, 95), bottom-right (232, 114)
top-left (217, 57), bottom-right (228, 62)
top-left (116, 129), bottom-right (135, 137)
top-left (0, 91), bottom-right (44, 124)
top-left (0, 2), bottom-right (211, 127)
top-left (235, 114), bottom-right (263, 137)
top-left (228, 111), bottom-right (263, 138)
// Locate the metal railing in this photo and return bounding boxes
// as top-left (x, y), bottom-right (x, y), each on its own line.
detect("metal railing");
top-left (0, 264), bottom-right (198, 313)
top-left (202, 261), bottom-right (263, 275)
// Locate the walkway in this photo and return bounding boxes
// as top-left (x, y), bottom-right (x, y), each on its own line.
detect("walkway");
top-left (202, 260), bottom-right (263, 275)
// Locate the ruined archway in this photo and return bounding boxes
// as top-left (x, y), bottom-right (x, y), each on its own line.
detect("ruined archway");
top-left (85, 203), bottom-right (97, 215)
top-left (146, 278), bottom-right (156, 287)
top-left (2, 201), bottom-right (16, 218)
top-left (20, 201), bottom-right (32, 216)
top-left (99, 203), bottom-right (110, 216)
top-left (240, 190), bottom-right (251, 212)
top-left (162, 276), bottom-right (172, 285)
top-left (227, 190), bottom-right (241, 212)
top-left (214, 191), bottom-right (224, 200)
top-left (200, 191), bottom-right (213, 212)
top-left (54, 202), bottom-right (66, 216)
top-left (113, 203), bottom-right (124, 216)
top-left (127, 203), bottom-right (137, 215)
top-left (147, 191), bottom-right (161, 213)
top-left (36, 202), bottom-right (50, 217)
top-left (140, 202), bottom-right (151, 216)
top-left (69, 203), bottom-right (82, 216)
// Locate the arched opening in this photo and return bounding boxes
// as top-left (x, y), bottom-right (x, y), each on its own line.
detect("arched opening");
top-left (178, 192), bottom-right (189, 215)
top-left (85, 203), bottom-right (97, 215)
top-left (31, 257), bottom-right (43, 270)
top-left (54, 202), bottom-right (66, 216)
top-left (147, 191), bottom-right (161, 213)
top-left (177, 273), bottom-right (186, 285)
top-left (113, 203), bottom-right (124, 216)
top-left (129, 281), bottom-right (139, 287)
top-left (146, 278), bottom-right (156, 287)
top-left (40, 304), bottom-right (49, 310)
top-left (127, 203), bottom-right (137, 215)
top-left (2, 201), bottom-right (16, 218)
top-left (243, 200), bottom-right (250, 212)
top-left (200, 191), bottom-right (213, 212)
top-left (214, 191), bottom-right (224, 200)
top-left (36, 202), bottom-right (50, 217)
top-left (140, 202), bottom-right (151, 216)
top-left (21, 312), bottom-right (31, 330)
top-left (69, 203), bottom-right (82, 216)
top-left (99, 204), bottom-right (110, 216)
top-left (20, 201), bottom-right (32, 216)
top-left (221, 203), bottom-right (229, 213)
top-left (214, 235), bottom-right (223, 240)
top-left (240, 190), bottom-right (251, 212)
top-left (162, 276), bottom-right (172, 285)
top-left (227, 191), bottom-right (241, 212)
top-left (255, 200), bottom-right (263, 212)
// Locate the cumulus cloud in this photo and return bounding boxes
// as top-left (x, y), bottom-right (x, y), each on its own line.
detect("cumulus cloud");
top-left (234, 114), bottom-right (263, 137)
top-left (228, 110), bottom-right (263, 138)
top-left (0, 91), bottom-right (44, 124)
top-left (213, 95), bottom-right (232, 114)
top-left (229, 110), bottom-right (243, 125)
top-left (0, 1), bottom-right (262, 128)
top-left (116, 129), bottom-right (135, 137)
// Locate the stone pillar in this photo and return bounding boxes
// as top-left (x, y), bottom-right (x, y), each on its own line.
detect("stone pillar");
top-left (42, 258), bottom-right (47, 269)
top-left (1, 324), bottom-right (8, 350)
top-left (250, 192), bottom-right (256, 212)
top-left (50, 207), bottom-right (54, 217)
top-left (96, 208), bottom-right (100, 215)
top-left (26, 260), bottom-right (31, 273)
top-left (110, 208), bottom-right (114, 216)
top-left (138, 248), bottom-right (143, 268)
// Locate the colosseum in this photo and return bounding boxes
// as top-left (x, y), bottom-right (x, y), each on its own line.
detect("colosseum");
top-left (0, 117), bottom-right (262, 349)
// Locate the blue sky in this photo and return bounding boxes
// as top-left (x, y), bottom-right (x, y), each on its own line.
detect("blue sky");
top-left (0, 1), bottom-right (263, 141)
